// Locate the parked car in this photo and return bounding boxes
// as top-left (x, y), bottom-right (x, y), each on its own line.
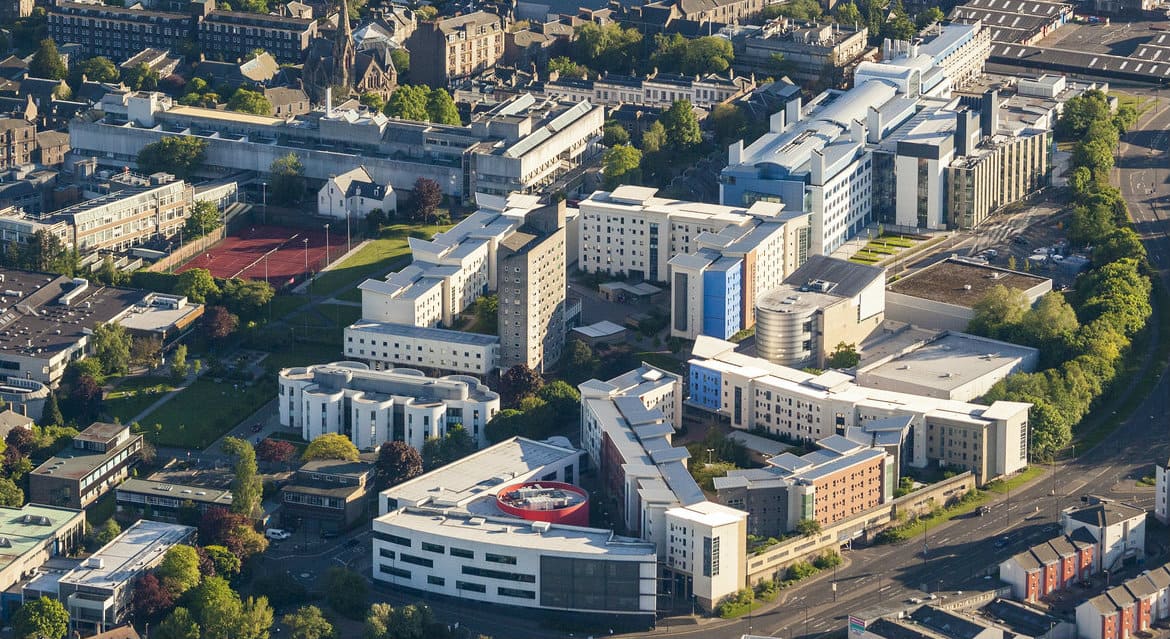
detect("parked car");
top-left (993, 536), bottom-right (1010, 549)
top-left (320, 530), bottom-right (339, 539)
top-left (265, 528), bottom-right (292, 541)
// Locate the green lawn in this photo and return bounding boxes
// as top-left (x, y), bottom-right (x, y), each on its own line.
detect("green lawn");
top-left (268, 294), bottom-right (311, 320)
top-left (317, 304), bottom-right (362, 328)
top-left (1112, 91), bottom-right (1151, 115)
top-left (86, 492), bottom-right (116, 527)
top-left (262, 342), bottom-right (344, 371)
top-left (335, 287), bottom-right (363, 303)
top-left (312, 223), bottom-right (455, 296)
top-left (136, 378), bottom-right (274, 449)
top-left (104, 376), bottom-right (179, 423)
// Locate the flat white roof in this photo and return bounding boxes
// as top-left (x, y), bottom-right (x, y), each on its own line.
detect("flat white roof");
top-left (375, 508), bottom-right (657, 557)
top-left (59, 520), bottom-right (194, 590)
top-left (856, 332), bottom-right (1038, 392)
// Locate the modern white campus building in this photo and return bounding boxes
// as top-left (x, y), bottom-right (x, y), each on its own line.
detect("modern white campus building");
top-left (688, 336), bottom-right (1031, 484)
top-left (359, 193), bottom-right (542, 328)
top-left (57, 520), bottom-right (196, 635)
top-left (344, 321), bottom-right (500, 376)
top-left (579, 364), bottom-right (748, 610)
top-left (278, 361), bottom-right (500, 450)
top-left (719, 21), bottom-right (1063, 250)
top-left (1157, 457), bottom-right (1168, 525)
top-left (372, 436), bottom-right (661, 630)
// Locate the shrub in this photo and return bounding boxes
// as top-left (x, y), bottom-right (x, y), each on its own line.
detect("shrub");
top-left (785, 561), bottom-right (817, 581)
top-left (813, 551), bottom-right (842, 570)
top-left (715, 588), bottom-right (757, 619)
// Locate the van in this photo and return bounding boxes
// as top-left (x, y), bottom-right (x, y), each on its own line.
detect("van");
top-left (265, 528), bottom-right (292, 541)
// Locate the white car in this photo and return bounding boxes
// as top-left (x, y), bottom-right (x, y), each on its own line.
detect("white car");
top-left (265, 528), bottom-right (292, 541)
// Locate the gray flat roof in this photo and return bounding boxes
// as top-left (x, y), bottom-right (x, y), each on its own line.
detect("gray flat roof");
top-left (346, 320), bottom-right (499, 346)
top-left (856, 332), bottom-right (1037, 392)
top-left (116, 478), bottom-right (233, 507)
top-left (887, 258), bottom-right (1049, 308)
top-left (59, 520), bottom-right (194, 590)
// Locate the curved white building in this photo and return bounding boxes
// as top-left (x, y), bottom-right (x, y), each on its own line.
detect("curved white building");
top-left (278, 361), bottom-right (500, 450)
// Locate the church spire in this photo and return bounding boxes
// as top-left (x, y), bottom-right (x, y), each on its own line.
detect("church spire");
top-left (332, 0), bottom-right (356, 90)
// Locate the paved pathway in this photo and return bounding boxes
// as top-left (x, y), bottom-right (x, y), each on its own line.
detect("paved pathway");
top-left (125, 367), bottom-right (205, 425)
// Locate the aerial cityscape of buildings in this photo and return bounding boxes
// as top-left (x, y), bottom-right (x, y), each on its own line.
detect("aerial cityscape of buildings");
top-left (0, 0), bottom-right (1161, 636)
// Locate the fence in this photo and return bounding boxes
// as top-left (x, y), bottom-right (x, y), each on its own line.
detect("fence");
top-left (746, 472), bottom-right (977, 584)
top-left (144, 227), bottom-right (227, 273)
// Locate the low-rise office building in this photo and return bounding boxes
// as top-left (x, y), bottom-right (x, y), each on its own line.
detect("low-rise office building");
top-left (278, 361), bottom-right (500, 450)
top-left (113, 293), bottom-right (204, 344)
top-left (855, 331), bottom-right (1038, 401)
top-left (949, 0), bottom-right (1071, 46)
top-left (280, 460), bottom-right (375, 533)
top-left (715, 434), bottom-right (892, 534)
top-left (999, 531), bottom-right (1097, 602)
top-left (115, 478), bottom-right (233, 521)
top-left (885, 257), bottom-right (1052, 332)
top-left (858, 602), bottom-right (1072, 639)
top-left (0, 504), bottom-right (85, 619)
top-left (1075, 563), bottom-right (1170, 639)
top-left (29, 422), bottom-right (144, 509)
top-left (70, 91), bottom-right (603, 200)
top-left (753, 255), bottom-right (885, 368)
top-left (344, 321), bottom-right (499, 376)
top-left (0, 270), bottom-right (145, 385)
top-left (688, 336), bottom-right (1031, 484)
top-left (372, 437), bottom-right (664, 630)
top-left (57, 520), bottom-right (196, 635)
top-left (1060, 497), bottom-right (1146, 574)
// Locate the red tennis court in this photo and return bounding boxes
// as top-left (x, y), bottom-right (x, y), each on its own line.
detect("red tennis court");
top-left (177, 225), bottom-right (347, 288)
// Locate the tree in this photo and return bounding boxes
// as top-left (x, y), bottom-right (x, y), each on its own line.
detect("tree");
top-left (223, 436), bottom-right (262, 518)
top-left (1073, 138), bottom-right (1115, 181)
top-left (537, 380), bottom-right (580, 416)
top-left (39, 391), bottom-right (63, 427)
top-left (359, 91), bottom-right (385, 112)
top-left (602, 122), bottom-right (630, 146)
top-left (0, 477), bottom-right (22, 506)
top-left (189, 576), bottom-right (242, 639)
top-left (571, 23), bottom-right (642, 73)
top-left (71, 56), bottom-right (118, 84)
top-left (13, 596), bottom-right (68, 639)
top-left (1055, 89), bottom-right (1111, 140)
top-left (137, 137), bottom-right (208, 179)
top-left (795, 518), bottom-right (822, 537)
top-left (155, 607), bottom-right (200, 639)
top-left (156, 544), bottom-right (202, 597)
top-left (500, 364), bottom-right (543, 406)
top-left (710, 104), bottom-right (748, 145)
top-left (185, 200), bottom-right (222, 239)
top-left (426, 88), bottom-right (461, 125)
top-left (236, 596), bottom-right (274, 639)
top-left (641, 121), bottom-right (666, 154)
top-left (220, 278), bottom-right (274, 317)
top-left (302, 433), bottom-right (360, 461)
top-left (227, 87), bottom-right (274, 115)
top-left (411, 177), bottom-right (442, 222)
top-left (69, 374), bottom-right (103, 420)
top-left (375, 440), bottom-right (423, 488)
top-left (270, 153), bottom-right (305, 205)
top-left (548, 56), bottom-right (588, 78)
top-left (256, 437), bottom-right (295, 464)
top-left (472, 294), bottom-right (498, 334)
top-left (421, 424), bottom-right (476, 470)
top-left (602, 144), bottom-right (642, 189)
top-left (203, 544), bottom-right (242, 577)
top-left (283, 605), bottom-right (333, 639)
top-left (203, 306), bottom-right (240, 341)
top-left (7, 426), bottom-right (33, 456)
top-left (390, 48), bottom-right (410, 75)
top-left (915, 6), bottom-right (945, 27)
top-left (384, 84), bottom-right (429, 121)
top-left (968, 284), bottom-right (1029, 339)
top-left (827, 342), bottom-right (860, 369)
top-left (1017, 292), bottom-right (1079, 350)
top-left (650, 34), bottom-right (734, 75)
top-left (415, 4), bottom-right (437, 19)
top-left (29, 39), bottom-right (66, 79)
top-left (123, 62), bottom-right (159, 91)
top-left (324, 567), bottom-right (368, 619)
top-left (762, 0), bottom-right (822, 20)
top-left (94, 518), bottom-right (121, 546)
top-left (365, 208), bottom-right (388, 236)
top-left (170, 343), bottom-right (189, 381)
top-left (132, 572), bottom-right (176, 621)
top-left (833, 2), bottom-right (862, 24)
top-left (563, 339), bottom-right (599, 384)
top-left (1095, 227), bottom-right (1146, 264)
top-left (661, 100), bottom-right (701, 151)
top-left (1114, 103), bottom-right (1138, 134)
top-left (90, 322), bottom-right (132, 375)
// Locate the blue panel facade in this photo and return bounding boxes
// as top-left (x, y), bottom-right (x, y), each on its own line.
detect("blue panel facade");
top-left (688, 363), bottom-right (722, 411)
top-left (701, 259), bottom-right (743, 339)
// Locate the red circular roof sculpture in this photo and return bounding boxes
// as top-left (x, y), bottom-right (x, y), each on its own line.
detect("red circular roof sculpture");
top-left (495, 481), bottom-right (590, 527)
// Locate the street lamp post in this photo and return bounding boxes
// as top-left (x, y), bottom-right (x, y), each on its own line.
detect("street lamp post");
top-left (706, 448), bottom-right (714, 465)
top-left (303, 237), bottom-right (310, 292)
top-left (324, 223), bottom-right (330, 266)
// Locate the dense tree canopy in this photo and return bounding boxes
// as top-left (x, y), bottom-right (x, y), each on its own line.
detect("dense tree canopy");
top-left (572, 23), bottom-right (643, 73)
top-left (29, 39), bottom-right (66, 79)
top-left (137, 137), bottom-right (208, 179)
top-left (302, 433), bottom-right (360, 461)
